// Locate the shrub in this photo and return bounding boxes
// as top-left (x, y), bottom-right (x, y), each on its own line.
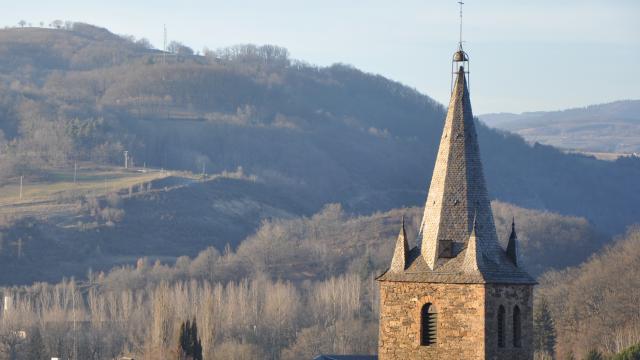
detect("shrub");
top-left (100, 207), bottom-right (125, 223)
top-left (611, 343), bottom-right (640, 360)
top-left (584, 349), bottom-right (603, 360)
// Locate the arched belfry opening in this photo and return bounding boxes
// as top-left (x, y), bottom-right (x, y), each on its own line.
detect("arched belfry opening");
top-left (498, 305), bottom-right (506, 348)
top-left (513, 306), bottom-right (522, 348)
top-left (420, 303), bottom-right (438, 346)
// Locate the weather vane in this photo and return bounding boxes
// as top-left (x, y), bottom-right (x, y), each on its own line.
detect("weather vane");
top-left (458, 1), bottom-right (464, 46)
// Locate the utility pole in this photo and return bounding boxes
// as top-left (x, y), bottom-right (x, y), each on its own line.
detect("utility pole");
top-left (19, 175), bottom-right (23, 200)
top-left (72, 287), bottom-right (77, 360)
top-left (11, 238), bottom-right (23, 258)
top-left (163, 24), bottom-right (167, 65)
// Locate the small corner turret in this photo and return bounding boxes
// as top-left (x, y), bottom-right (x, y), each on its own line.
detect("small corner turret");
top-left (462, 212), bottom-right (483, 274)
top-left (390, 216), bottom-right (409, 272)
top-left (506, 217), bottom-right (518, 266)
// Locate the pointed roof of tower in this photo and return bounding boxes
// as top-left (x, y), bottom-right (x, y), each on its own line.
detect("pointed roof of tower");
top-left (390, 216), bottom-right (409, 272)
top-left (418, 65), bottom-right (506, 270)
top-left (378, 62), bottom-right (535, 285)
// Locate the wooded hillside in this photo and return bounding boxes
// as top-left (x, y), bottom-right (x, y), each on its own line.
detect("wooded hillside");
top-left (538, 227), bottom-right (640, 359)
top-left (0, 23), bottom-right (637, 237)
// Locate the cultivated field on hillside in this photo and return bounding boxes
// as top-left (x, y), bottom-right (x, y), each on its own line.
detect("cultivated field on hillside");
top-left (0, 165), bottom-right (172, 220)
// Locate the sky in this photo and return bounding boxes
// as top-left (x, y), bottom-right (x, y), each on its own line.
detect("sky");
top-left (2, 0), bottom-right (639, 114)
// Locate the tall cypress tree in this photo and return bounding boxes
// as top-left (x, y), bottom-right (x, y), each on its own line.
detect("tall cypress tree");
top-left (191, 318), bottom-right (202, 360)
top-left (178, 321), bottom-right (187, 354)
top-left (534, 296), bottom-right (557, 356)
top-left (177, 318), bottom-right (202, 360)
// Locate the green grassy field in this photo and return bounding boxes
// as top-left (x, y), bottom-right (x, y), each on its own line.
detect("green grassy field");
top-left (0, 165), bottom-right (173, 218)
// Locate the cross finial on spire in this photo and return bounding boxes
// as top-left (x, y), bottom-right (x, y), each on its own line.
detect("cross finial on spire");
top-left (458, 1), bottom-right (464, 46)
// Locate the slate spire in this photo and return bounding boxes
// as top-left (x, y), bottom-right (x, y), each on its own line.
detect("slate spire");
top-left (506, 217), bottom-right (518, 266)
top-left (378, 44), bottom-right (536, 285)
top-left (390, 216), bottom-right (409, 272)
top-left (418, 63), bottom-right (503, 270)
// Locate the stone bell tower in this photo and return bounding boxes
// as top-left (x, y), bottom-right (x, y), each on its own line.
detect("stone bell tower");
top-left (376, 33), bottom-right (536, 360)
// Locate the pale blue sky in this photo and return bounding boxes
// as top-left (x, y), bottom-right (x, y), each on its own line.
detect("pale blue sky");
top-left (2, 0), bottom-right (639, 113)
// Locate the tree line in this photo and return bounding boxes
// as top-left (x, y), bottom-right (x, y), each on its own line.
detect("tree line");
top-left (0, 272), bottom-right (376, 359)
top-left (0, 201), bottom-right (617, 359)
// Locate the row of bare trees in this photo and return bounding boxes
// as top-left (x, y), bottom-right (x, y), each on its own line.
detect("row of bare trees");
top-left (0, 272), bottom-right (376, 359)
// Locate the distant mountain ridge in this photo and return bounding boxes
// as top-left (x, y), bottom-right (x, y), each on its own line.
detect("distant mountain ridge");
top-left (480, 100), bottom-right (640, 153)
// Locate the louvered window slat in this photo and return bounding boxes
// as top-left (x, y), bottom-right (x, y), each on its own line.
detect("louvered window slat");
top-left (421, 304), bottom-right (437, 346)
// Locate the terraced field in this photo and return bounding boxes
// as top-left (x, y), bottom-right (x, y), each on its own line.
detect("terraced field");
top-left (0, 165), bottom-right (172, 219)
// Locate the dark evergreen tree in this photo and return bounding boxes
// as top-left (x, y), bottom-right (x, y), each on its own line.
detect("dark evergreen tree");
top-left (190, 318), bottom-right (203, 360)
top-left (534, 296), bottom-right (556, 356)
top-left (177, 318), bottom-right (202, 360)
top-left (178, 321), bottom-right (188, 357)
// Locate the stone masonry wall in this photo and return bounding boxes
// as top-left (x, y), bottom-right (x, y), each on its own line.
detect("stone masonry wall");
top-left (378, 281), bottom-right (534, 360)
top-left (485, 284), bottom-right (534, 360)
top-left (378, 281), bottom-right (486, 360)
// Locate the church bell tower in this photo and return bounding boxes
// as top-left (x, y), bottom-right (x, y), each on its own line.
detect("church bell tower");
top-left (376, 5), bottom-right (536, 360)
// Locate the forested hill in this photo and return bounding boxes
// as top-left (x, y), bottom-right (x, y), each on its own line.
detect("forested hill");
top-left (538, 227), bottom-right (640, 358)
top-left (0, 23), bottom-right (638, 234)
